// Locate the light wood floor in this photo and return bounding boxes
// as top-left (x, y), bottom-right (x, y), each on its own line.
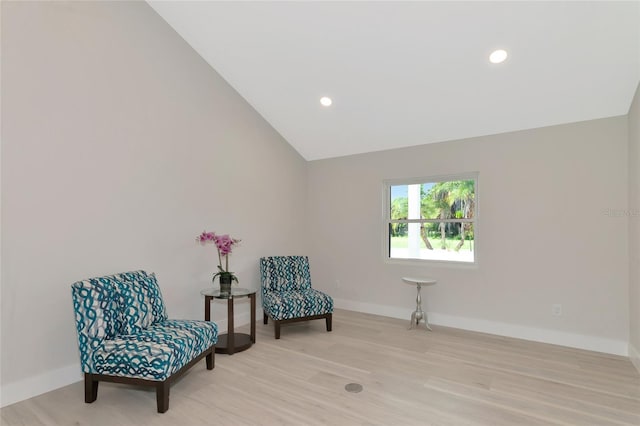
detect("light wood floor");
top-left (2, 309), bottom-right (639, 425)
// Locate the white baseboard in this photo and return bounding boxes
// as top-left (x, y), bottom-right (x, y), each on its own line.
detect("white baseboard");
top-left (0, 309), bottom-right (263, 408)
top-left (333, 298), bottom-right (628, 356)
top-left (630, 342), bottom-right (640, 374)
top-left (1, 363), bottom-right (82, 408)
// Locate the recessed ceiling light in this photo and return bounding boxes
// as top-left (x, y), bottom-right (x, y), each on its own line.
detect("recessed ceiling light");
top-left (489, 49), bottom-right (508, 64)
top-left (320, 96), bottom-right (332, 107)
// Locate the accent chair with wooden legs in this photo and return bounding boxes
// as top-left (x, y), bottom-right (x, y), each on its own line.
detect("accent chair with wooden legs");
top-left (71, 270), bottom-right (218, 413)
top-left (260, 256), bottom-right (333, 339)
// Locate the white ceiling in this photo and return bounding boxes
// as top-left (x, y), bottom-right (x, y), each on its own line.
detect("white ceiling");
top-left (148, 1), bottom-right (640, 161)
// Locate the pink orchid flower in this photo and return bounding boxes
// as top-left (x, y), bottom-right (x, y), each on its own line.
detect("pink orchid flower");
top-left (196, 230), bottom-right (241, 282)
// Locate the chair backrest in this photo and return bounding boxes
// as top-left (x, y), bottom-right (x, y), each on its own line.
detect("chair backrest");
top-left (260, 256), bottom-right (312, 294)
top-left (70, 270), bottom-right (167, 373)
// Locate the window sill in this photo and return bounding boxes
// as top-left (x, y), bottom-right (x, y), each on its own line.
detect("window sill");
top-left (383, 257), bottom-right (478, 269)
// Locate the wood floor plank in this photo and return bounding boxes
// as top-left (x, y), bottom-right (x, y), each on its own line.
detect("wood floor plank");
top-left (1, 309), bottom-right (639, 425)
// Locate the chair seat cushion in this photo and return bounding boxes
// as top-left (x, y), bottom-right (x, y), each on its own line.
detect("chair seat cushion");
top-left (91, 320), bottom-right (218, 381)
top-left (263, 289), bottom-right (333, 321)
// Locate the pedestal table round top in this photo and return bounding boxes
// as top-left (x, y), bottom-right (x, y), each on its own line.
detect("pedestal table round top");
top-left (402, 277), bottom-right (437, 286)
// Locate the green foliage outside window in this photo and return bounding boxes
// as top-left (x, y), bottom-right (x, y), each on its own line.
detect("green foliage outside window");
top-left (390, 179), bottom-right (475, 253)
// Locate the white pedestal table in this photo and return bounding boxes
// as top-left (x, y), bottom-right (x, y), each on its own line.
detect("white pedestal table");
top-left (402, 277), bottom-right (437, 331)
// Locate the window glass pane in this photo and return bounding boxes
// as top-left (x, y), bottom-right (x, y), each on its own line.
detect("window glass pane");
top-left (387, 175), bottom-right (476, 264)
top-left (421, 180), bottom-right (475, 220)
top-left (390, 185), bottom-right (408, 220)
top-left (389, 219), bottom-right (408, 239)
top-left (389, 221), bottom-right (474, 262)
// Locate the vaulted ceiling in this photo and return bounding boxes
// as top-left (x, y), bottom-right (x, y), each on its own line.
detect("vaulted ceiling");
top-left (148, 1), bottom-right (640, 160)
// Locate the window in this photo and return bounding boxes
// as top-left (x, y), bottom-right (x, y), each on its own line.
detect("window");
top-left (384, 174), bottom-right (477, 264)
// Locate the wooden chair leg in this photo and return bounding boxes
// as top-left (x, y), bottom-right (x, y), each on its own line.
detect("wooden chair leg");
top-left (263, 312), bottom-right (268, 324)
top-left (274, 321), bottom-right (281, 339)
top-left (156, 381), bottom-right (170, 413)
top-left (84, 373), bottom-right (98, 403)
top-left (326, 313), bottom-right (333, 332)
top-left (206, 349), bottom-right (215, 370)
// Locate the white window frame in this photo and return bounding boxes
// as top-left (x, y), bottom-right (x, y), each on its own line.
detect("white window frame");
top-left (383, 172), bottom-right (479, 267)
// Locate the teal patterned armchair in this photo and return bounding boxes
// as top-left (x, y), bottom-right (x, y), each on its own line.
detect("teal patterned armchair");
top-left (260, 256), bottom-right (333, 339)
top-left (71, 270), bottom-right (218, 413)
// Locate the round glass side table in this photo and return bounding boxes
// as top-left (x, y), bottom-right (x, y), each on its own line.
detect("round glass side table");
top-left (200, 287), bottom-right (256, 355)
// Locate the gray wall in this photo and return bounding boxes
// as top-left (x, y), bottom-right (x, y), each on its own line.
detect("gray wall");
top-left (308, 117), bottom-right (629, 355)
top-left (1, 1), bottom-right (307, 405)
top-left (629, 83), bottom-right (640, 371)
